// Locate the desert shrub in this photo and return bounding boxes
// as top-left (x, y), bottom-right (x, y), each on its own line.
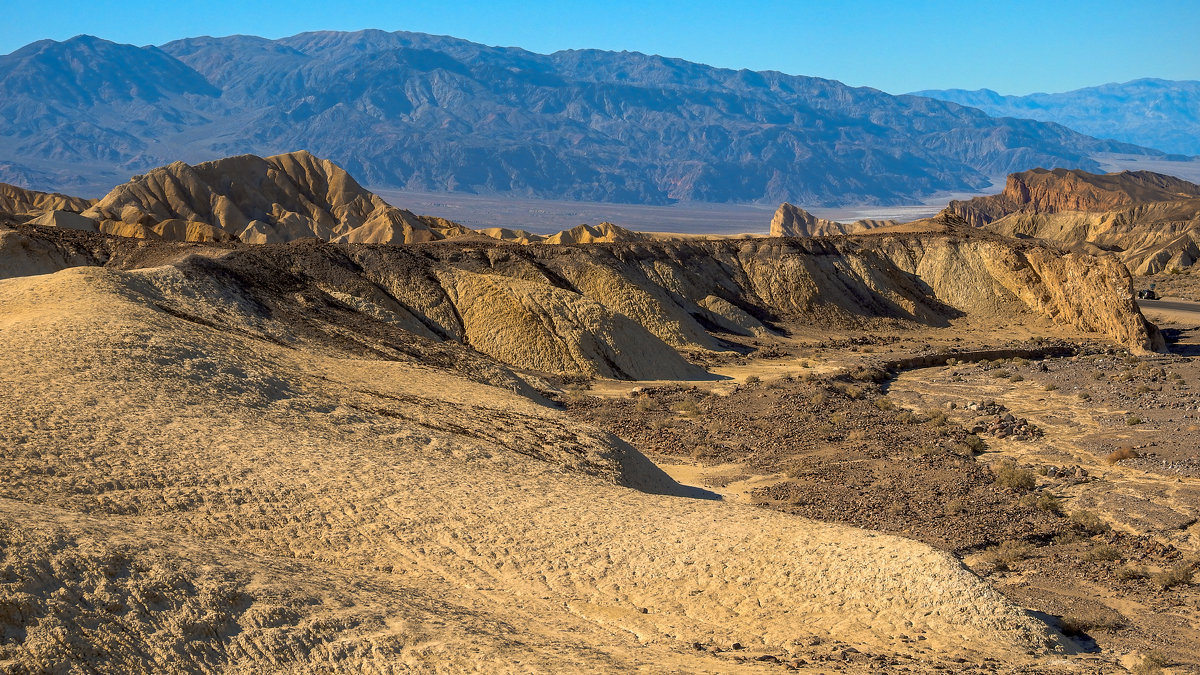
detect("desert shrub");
top-left (1058, 612), bottom-right (1124, 636)
top-left (1105, 447), bottom-right (1139, 464)
top-left (1152, 563), bottom-right (1195, 589)
top-left (635, 397), bottom-right (657, 413)
top-left (1054, 531), bottom-right (1085, 545)
top-left (1092, 371), bottom-right (1105, 381)
top-left (980, 540), bottom-right (1032, 571)
top-left (1131, 651), bottom-right (1169, 675)
top-left (1083, 544), bottom-right (1121, 562)
top-left (991, 369), bottom-right (1012, 379)
top-left (1011, 357), bottom-right (1029, 367)
top-left (873, 397), bottom-right (894, 411)
top-left (1078, 392), bottom-right (1092, 401)
top-left (913, 444), bottom-right (938, 457)
top-left (1044, 383), bottom-right (1058, 391)
top-left (1010, 374), bottom-right (1024, 382)
top-left (993, 458), bottom-right (1036, 491)
top-left (564, 387), bottom-right (590, 405)
top-left (925, 411), bottom-right (948, 427)
top-left (744, 375), bottom-right (761, 385)
top-left (671, 400), bottom-right (702, 417)
top-left (963, 434), bottom-right (988, 454)
top-left (1126, 415), bottom-right (1143, 426)
top-left (847, 429), bottom-right (868, 442)
top-left (1069, 510), bottom-right (1109, 534)
top-left (834, 382), bottom-right (863, 399)
top-left (1019, 493), bottom-right (1062, 513)
top-left (849, 366), bottom-right (887, 382)
top-left (809, 392), bottom-right (827, 406)
top-left (1116, 565), bottom-right (1148, 581)
top-left (829, 412), bottom-right (847, 426)
top-left (894, 410), bottom-right (917, 425)
top-left (944, 498), bottom-right (965, 515)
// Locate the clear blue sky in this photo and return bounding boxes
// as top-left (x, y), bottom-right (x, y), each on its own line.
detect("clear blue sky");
top-left (3, 0), bottom-right (1197, 95)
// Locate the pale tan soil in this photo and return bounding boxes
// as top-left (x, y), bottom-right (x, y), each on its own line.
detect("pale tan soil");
top-left (0, 265), bottom-right (1082, 673)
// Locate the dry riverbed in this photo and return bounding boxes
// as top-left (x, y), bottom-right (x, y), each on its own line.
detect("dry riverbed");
top-left (566, 333), bottom-right (1200, 673)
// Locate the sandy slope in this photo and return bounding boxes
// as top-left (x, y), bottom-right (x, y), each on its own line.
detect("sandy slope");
top-left (0, 264), bottom-right (1073, 672)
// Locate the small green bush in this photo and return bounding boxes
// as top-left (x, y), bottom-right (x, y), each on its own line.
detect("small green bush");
top-left (1083, 544), bottom-right (1121, 562)
top-left (1152, 563), bottom-right (1195, 589)
top-left (963, 434), bottom-right (988, 454)
top-left (993, 458), bottom-right (1035, 491)
top-left (1069, 510), bottom-right (1109, 534)
top-left (671, 400), bottom-right (702, 417)
top-left (980, 539), bottom-right (1032, 571)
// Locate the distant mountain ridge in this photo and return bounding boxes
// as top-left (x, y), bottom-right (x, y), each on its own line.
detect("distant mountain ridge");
top-left (0, 30), bottom-right (1184, 205)
top-left (913, 79), bottom-right (1200, 157)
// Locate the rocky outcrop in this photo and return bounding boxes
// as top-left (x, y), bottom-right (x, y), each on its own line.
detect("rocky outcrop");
top-left (0, 182), bottom-right (95, 216)
top-left (943, 168), bottom-right (1200, 274)
top-left (80, 151), bottom-right (471, 244)
top-left (946, 168), bottom-right (1200, 227)
top-left (987, 199), bottom-right (1200, 275)
top-left (480, 222), bottom-right (646, 245)
top-left (771, 203), bottom-right (855, 237)
top-left (769, 203), bottom-right (896, 237)
top-left (0, 219), bottom-right (1164, 383)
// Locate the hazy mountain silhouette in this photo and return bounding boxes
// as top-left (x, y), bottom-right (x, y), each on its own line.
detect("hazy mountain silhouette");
top-left (0, 30), bottom-right (1179, 204)
top-left (914, 79), bottom-right (1200, 157)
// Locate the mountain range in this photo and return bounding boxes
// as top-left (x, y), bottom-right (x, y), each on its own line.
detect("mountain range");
top-left (0, 30), bottom-right (1188, 206)
top-left (914, 79), bottom-right (1200, 157)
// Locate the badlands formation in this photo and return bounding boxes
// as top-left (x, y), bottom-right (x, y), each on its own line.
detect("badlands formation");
top-left (1, 154), bottom-right (1197, 673)
top-left (945, 168), bottom-right (1200, 275)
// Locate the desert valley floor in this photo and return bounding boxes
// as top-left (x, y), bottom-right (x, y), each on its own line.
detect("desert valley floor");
top-left (0, 215), bottom-right (1196, 674)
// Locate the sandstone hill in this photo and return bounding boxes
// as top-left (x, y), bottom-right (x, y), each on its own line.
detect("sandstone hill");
top-left (1, 214), bottom-right (1163, 383)
top-left (945, 168), bottom-right (1200, 227)
top-left (769, 202), bottom-right (896, 237)
top-left (0, 182), bottom-right (95, 216)
top-left (76, 150), bottom-right (471, 244)
top-left (944, 168), bottom-right (1200, 274)
top-left (0, 253), bottom-right (1075, 671)
top-left (1, 31), bottom-right (1186, 203)
top-left (9, 152), bottom-right (667, 247)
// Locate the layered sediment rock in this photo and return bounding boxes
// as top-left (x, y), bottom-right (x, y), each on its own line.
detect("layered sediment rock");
top-left (946, 168), bottom-right (1200, 227)
top-left (769, 202), bottom-right (895, 237)
top-left (78, 150), bottom-right (472, 244)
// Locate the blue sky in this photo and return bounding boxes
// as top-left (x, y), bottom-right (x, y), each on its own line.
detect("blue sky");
top-left (3, 0), bottom-right (1197, 94)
